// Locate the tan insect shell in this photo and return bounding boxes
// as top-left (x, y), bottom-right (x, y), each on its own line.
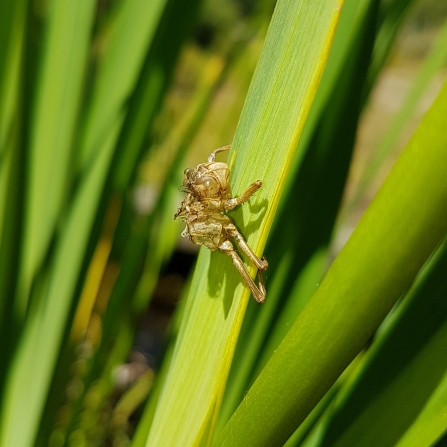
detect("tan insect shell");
top-left (203, 162), bottom-right (230, 191)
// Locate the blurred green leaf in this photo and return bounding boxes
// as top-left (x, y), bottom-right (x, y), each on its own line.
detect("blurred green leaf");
top-left (0, 1), bottom-right (168, 445)
top-left (348, 16), bottom-right (447, 213)
top-left (395, 367), bottom-right (447, 447)
top-left (17, 0), bottom-right (97, 315)
top-left (0, 0), bottom-right (28, 381)
top-left (78, 0), bottom-right (166, 171)
top-left (111, 0), bottom-right (203, 192)
top-left (0, 0), bottom-right (26, 157)
top-left (367, 0), bottom-right (416, 86)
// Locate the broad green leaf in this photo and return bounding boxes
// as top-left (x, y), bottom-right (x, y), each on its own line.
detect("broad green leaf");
top-left (214, 77), bottom-right (447, 447)
top-left (145, 1), bottom-right (344, 445)
top-left (314, 238), bottom-right (447, 447)
top-left (135, 44), bottom-right (262, 447)
top-left (218, 0), bottom-right (379, 428)
top-left (285, 355), bottom-right (363, 447)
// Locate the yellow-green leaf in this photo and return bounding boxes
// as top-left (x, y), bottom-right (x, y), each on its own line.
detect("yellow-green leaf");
top-left (145, 1), bottom-right (344, 445)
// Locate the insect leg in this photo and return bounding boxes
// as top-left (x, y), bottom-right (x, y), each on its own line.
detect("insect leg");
top-left (219, 240), bottom-right (266, 303)
top-left (224, 181), bottom-right (262, 210)
top-left (208, 145), bottom-right (231, 162)
top-left (225, 223), bottom-right (268, 271)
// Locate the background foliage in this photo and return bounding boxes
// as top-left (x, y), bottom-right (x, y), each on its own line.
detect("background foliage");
top-left (0, 0), bottom-right (446, 446)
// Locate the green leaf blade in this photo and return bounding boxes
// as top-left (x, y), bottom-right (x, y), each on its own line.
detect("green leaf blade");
top-left (315, 239), bottom-right (447, 447)
top-left (18, 0), bottom-right (97, 313)
top-left (78, 0), bottom-right (167, 171)
top-left (146, 1), bottom-right (344, 445)
top-left (395, 370), bottom-right (447, 447)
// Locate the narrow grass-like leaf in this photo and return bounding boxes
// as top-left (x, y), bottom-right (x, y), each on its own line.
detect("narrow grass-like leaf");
top-left (395, 368), bottom-right (447, 447)
top-left (367, 0), bottom-right (416, 86)
top-left (277, 0), bottom-right (373, 203)
top-left (111, 0), bottom-right (202, 192)
top-left (17, 0), bottom-right (96, 315)
top-left (131, 277), bottom-right (192, 447)
top-left (214, 78), bottom-right (447, 447)
top-left (0, 136), bottom-right (117, 447)
top-left (0, 0), bottom-right (27, 336)
top-left (0, 0), bottom-right (26, 156)
top-left (347, 17), bottom-right (447, 214)
top-left (35, 1), bottom-right (203, 439)
top-left (74, 0), bottom-right (205, 387)
top-left (78, 0), bottom-right (167, 171)
top-left (145, 1), bottom-right (343, 445)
